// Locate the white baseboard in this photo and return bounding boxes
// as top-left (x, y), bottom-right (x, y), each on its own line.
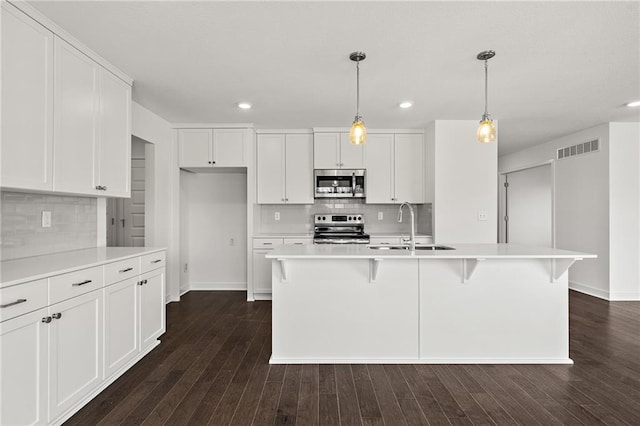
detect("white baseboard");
top-left (569, 281), bottom-right (610, 300)
top-left (189, 281), bottom-right (247, 291)
top-left (269, 356), bottom-right (573, 365)
top-left (254, 293), bottom-right (272, 301)
top-left (609, 291), bottom-right (640, 301)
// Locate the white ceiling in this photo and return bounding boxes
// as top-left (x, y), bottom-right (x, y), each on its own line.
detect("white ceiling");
top-left (29, 0), bottom-right (640, 155)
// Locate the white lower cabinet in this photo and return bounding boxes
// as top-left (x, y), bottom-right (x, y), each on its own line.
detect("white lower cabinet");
top-left (139, 269), bottom-right (165, 350)
top-left (104, 277), bottom-right (138, 378)
top-left (0, 249), bottom-right (166, 425)
top-left (48, 290), bottom-right (103, 422)
top-left (253, 250), bottom-right (273, 293)
top-left (0, 307), bottom-right (48, 426)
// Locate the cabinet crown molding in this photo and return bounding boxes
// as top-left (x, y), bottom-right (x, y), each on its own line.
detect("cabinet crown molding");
top-left (7, 0), bottom-right (133, 86)
top-left (313, 127), bottom-right (424, 134)
top-left (171, 123), bottom-right (254, 129)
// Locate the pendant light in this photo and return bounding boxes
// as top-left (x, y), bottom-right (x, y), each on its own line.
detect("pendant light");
top-left (476, 50), bottom-right (496, 143)
top-left (349, 51), bottom-right (367, 145)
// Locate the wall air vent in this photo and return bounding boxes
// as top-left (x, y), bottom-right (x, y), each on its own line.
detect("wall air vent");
top-left (557, 139), bottom-right (599, 160)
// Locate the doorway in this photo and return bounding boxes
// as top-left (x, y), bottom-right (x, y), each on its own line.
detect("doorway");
top-left (500, 163), bottom-right (554, 247)
top-left (107, 137), bottom-right (147, 247)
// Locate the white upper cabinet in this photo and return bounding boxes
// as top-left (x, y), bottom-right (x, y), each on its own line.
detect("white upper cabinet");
top-left (213, 129), bottom-right (246, 166)
top-left (53, 38), bottom-right (99, 195)
top-left (53, 38), bottom-right (131, 197)
top-left (1, 3), bottom-right (54, 191)
top-left (257, 134), bottom-right (285, 203)
top-left (393, 133), bottom-right (424, 203)
top-left (96, 68), bottom-right (132, 197)
top-left (313, 132), bottom-right (364, 169)
top-left (179, 128), bottom-right (247, 168)
top-left (1, 5), bottom-right (132, 197)
top-left (364, 134), bottom-right (395, 203)
top-left (257, 133), bottom-right (313, 204)
top-left (365, 133), bottom-right (424, 204)
top-left (178, 129), bottom-right (211, 167)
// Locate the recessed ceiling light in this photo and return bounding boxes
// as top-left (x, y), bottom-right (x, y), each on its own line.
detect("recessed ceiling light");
top-left (237, 102), bottom-right (252, 110)
top-left (399, 101), bottom-right (413, 109)
top-left (626, 100), bottom-right (640, 107)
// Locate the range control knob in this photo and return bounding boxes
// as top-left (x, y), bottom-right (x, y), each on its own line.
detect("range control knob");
top-left (358, 216), bottom-right (362, 220)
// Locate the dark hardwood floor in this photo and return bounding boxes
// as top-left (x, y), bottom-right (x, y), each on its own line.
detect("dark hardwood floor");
top-left (65, 290), bottom-right (640, 425)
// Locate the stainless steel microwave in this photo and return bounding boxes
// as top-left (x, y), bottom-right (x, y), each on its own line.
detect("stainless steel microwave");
top-left (314, 169), bottom-right (365, 198)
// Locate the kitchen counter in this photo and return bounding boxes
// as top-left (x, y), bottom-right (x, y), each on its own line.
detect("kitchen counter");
top-left (0, 247), bottom-right (166, 288)
top-left (268, 243), bottom-right (595, 365)
top-left (266, 243), bottom-right (593, 259)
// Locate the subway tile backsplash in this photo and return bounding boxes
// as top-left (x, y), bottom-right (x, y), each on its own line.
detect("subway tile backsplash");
top-left (1, 191), bottom-right (97, 261)
top-left (255, 200), bottom-right (432, 235)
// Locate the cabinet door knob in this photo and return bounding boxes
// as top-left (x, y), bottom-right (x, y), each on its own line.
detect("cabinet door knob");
top-left (138, 280), bottom-right (144, 286)
top-left (52, 312), bottom-right (62, 320)
top-left (42, 316), bottom-right (52, 323)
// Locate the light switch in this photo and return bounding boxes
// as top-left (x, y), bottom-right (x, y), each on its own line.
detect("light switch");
top-left (275, 212), bottom-right (280, 221)
top-left (378, 211), bottom-right (384, 220)
top-left (41, 211), bottom-right (52, 228)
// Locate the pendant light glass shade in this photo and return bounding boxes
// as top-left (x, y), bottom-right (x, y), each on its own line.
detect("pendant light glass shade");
top-left (349, 51), bottom-right (367, 145)
top-left (477, 50), bottom-right (496, 144)
top-left (477, 118), bottom-right (496, 143)
top-left (349, 118), bottom-right (367, 145)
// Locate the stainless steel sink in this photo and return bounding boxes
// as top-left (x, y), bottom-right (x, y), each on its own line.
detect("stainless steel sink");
top-left (368, 245), bottom-right (455, 251)
top-left (368, 245), bottom-right (410, 250)
top-left (414, 245), bottom-right (455, 250)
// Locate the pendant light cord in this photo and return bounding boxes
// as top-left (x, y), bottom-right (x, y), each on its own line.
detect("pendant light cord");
top-left (484, 59), bottom-right (489, 117)
top-left (356, 61), bottom-right (361, 119)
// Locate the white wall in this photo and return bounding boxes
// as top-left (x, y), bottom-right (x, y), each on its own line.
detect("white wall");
top-left (609, 122), bottom-right (640, 300)
top-left (426, 120), bottom-right (498, 243)
top-left (499, 123), bottom-right (616, 299)
top-left (131, 102), bottom-right (180, 302)
top-left (182, 171), bottom-right (248, 290)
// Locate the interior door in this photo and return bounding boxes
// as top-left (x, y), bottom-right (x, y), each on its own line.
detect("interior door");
top-left (505, 164), bottom-right (553, 247)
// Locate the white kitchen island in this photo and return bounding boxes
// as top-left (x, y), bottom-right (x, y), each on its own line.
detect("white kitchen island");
top-left (266, 244), bottom-right (595, 364)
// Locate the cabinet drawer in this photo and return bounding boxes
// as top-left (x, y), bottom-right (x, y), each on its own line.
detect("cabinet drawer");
top-left (49, 266), bottom-right (104, 305)
top-left (283, 238), bottom-right (312, 246)
top-left (252, 238), bottom-right (283, 249)
top-left (0, 279), bottom-right (48, 322)
top-left (369, 237), bottom-right (401, 245)
top-left (105, 258), bottom-right (140, 285)
top-left (140, 251), bottom-right (165, 274)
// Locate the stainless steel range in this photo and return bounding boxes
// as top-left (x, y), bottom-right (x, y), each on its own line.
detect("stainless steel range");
top-left (313, 214), bottom-right (370, 244)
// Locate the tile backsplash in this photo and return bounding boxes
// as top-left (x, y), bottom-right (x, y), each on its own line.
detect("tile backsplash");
top-left (255, 200), bottom-right (432, 235)
top-left (1, 191), bottom-right (97, 261)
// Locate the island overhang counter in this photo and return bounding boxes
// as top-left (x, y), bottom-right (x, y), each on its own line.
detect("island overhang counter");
top-left (266, 244), bottom-right (595, 365)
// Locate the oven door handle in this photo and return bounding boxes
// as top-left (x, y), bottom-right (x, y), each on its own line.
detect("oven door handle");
top-left (352, 172), bottom-right (356, 197)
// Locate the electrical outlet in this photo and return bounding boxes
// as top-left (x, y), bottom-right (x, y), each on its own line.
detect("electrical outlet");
top-left (478, 211), bottom-right (488, 221)
top-left (377, 211), bottom-right (384, 220)
top-left (41, 211), bottom-right (52, 228)
top-left (230, 238), bottom-right (235, 246)
top-left (274, 212), bottom-right (280, 221)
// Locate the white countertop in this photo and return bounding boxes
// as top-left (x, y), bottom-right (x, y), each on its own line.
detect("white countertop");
top-left (0, 247), bottom-right (165, 288)
top-left (253, 233), bottom-right (432, 238)
top-left (265, 243), bottom-right (596, 259)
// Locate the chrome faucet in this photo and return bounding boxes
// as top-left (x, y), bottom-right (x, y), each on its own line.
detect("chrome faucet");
top-left (397, 202), bottom-right (416, 251)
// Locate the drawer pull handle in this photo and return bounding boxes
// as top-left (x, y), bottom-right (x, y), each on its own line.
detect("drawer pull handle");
top-left (263, 243), bottom-right (273, 245)
top-left (72, 280), bottom-right (93, 287)
top-left (151, 259), bottom-right (162, 264)
top-left (119, 267), bottom-right (134, 273)
top-left (1, 298), bottom-right (27, 308)
top-left (52, 312), bottom-right (62, 319)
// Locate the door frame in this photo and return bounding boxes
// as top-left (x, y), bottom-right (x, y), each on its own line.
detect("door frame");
top-left (498, 159), bottom-right (556, 247)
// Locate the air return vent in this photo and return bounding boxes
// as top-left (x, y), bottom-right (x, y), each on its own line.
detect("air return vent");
top-left (557, 139), bottom-right (599, 160)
